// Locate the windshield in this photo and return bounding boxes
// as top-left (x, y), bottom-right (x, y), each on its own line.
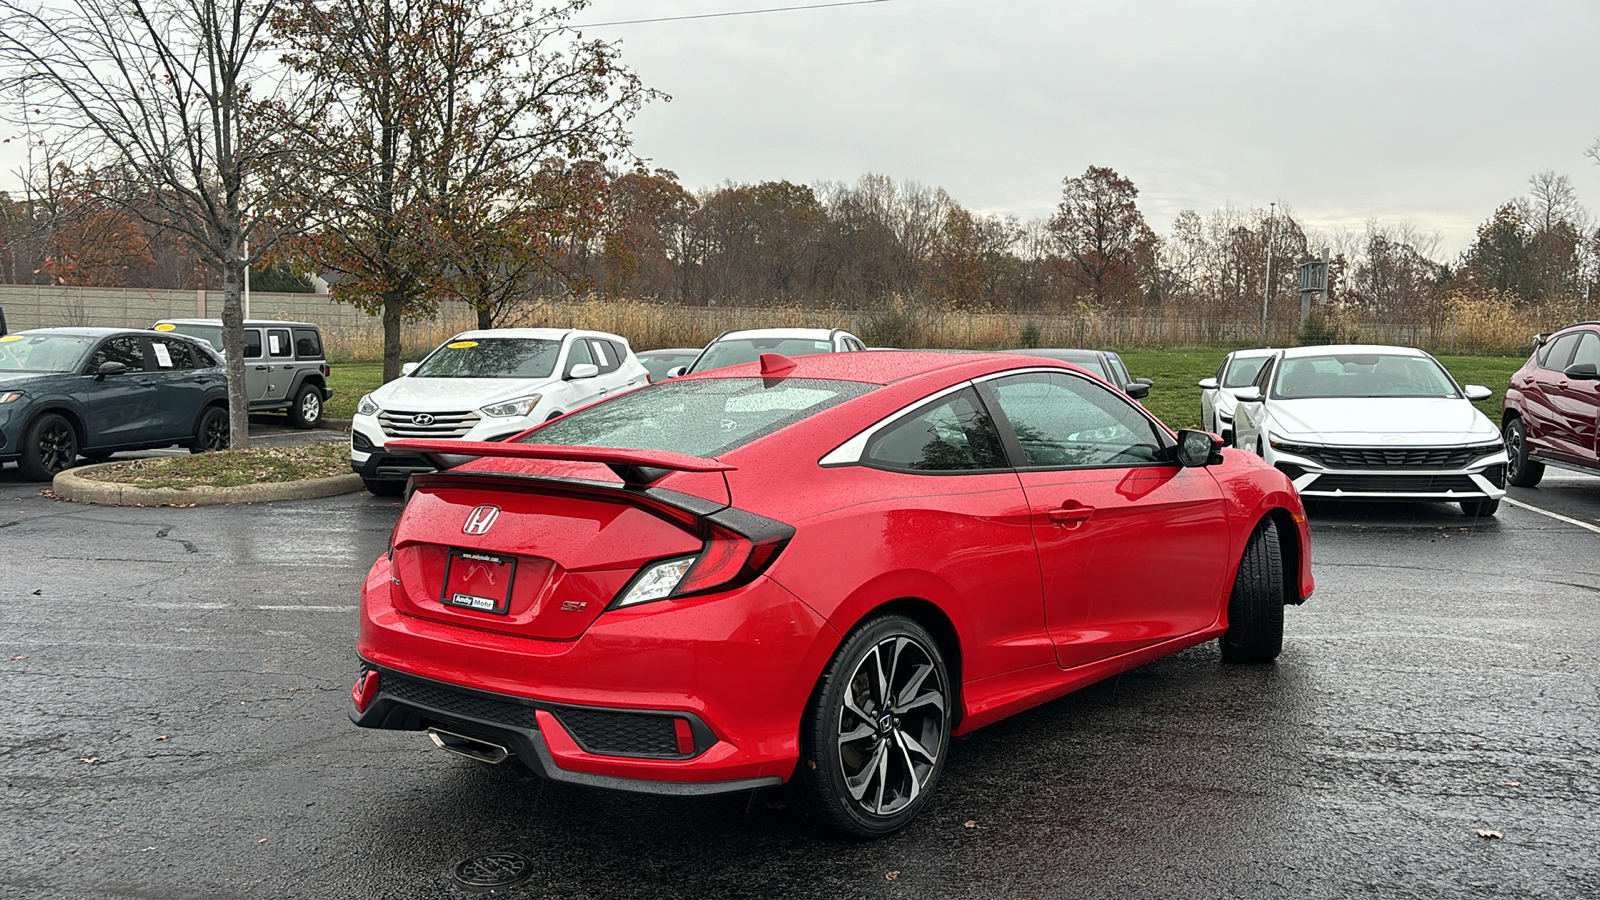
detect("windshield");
top-left (0, 333), bottom-right (94, 373)
top-left (155, 323), bottom-right (223, 351)
top-left (1223, 356), bottom-right (1269, 388)
top-left (690, 338), bottom-right (834, 373)
top-left (412, 338), bottom-right (561, 378)
top-left (525, 377), bottom-right (875, 457)
top-left (1271, 353), bottom-right (1460, 400)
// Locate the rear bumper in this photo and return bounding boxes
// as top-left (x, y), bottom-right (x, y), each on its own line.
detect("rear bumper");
top-left (354, 557), bottom-right (835, 791)
top-left (350, 665), bottom-right (780, 796)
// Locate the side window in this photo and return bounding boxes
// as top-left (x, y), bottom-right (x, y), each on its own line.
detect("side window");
top-left (864, 388), bottom-right (1007, 472)
top-left (1571, 332), bottom-right (1600, 369)
top-left (564, 337), bottom-right (594, 376)
top-left (244, 329), bottom-right (263, 360)
top-left (987, 371), bottom-right (1165, 469)
top-left (605, 341), bottom-right (631, 372)
top-left (266, 328), bottom-right (293, 359)
top-left (90, 336), bottom-right (147, 372)
top-left (844, 338), bottom-right (865, 352)
top-left (1542, 333), bottom-right (1581, 371)
top-left (191, 343), bottom-right (220, 367)
top-left (1106, 354), bottom-right (1132, 387)
top-left (588, 339), bottom-right (620, 374)
top-left (149, 338), bottom-right (195, 369)
top-left (1214, 355), bottom-right (1229, 381)
top-left (293, 328), bottom-right (323, 359)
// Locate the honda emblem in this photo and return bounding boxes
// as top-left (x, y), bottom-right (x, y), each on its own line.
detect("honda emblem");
top-left (462, 506), bottom-right (500, 536)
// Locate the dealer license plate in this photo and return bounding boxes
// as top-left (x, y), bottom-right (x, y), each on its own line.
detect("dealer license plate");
top-left (440, 549), bottom-right (517, 615)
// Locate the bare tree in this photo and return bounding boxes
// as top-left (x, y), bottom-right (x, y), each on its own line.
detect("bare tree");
top-left (0, 0), bottom-right (319, 448)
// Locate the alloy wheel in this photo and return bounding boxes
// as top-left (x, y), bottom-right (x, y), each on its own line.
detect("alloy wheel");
top-left (37, 420), bottom-right (76, 473)
top-left (299, 392), bottom-right (321, 423)
top-left (203, 413), bottom-right (229, 450)
top-left (835, 635), bottom-right (947, 818)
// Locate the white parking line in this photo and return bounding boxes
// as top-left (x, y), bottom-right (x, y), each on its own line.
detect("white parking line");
top-left (254, 605), bottom-right (358, 611)
top-left (1504, 497), bottom-right (1600, 534)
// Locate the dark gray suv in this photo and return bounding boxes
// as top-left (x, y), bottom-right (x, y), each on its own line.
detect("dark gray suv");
top-left (153, 318), bottom-right (332, 428)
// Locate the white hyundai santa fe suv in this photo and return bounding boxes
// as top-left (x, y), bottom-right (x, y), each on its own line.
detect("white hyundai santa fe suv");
top-left (350, 328), bottom-right (647, 495)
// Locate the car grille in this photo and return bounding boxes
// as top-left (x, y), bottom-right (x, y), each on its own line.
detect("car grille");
top-left (384, 673), bottom-right (543, 730)
top-left (1308, 474), bottom-right (1480, 493)
top-left (555, 708), bottom-right (681, 759)
top-left (378, 409), bottom-right (480, 438)
top-left (1297, 445), bottom-right (1497, 470)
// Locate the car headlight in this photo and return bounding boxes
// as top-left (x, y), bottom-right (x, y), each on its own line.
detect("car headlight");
top-left (614, 556), bottom-right (698, 608)
top-left (480, 394), bottom-right (542, 418)
top-left (0, 391), bottom-right (22, 404)
top-left (1269, 438), bottom-right (1320, 457)
top-left (356, 394), bottom-right (380, 416)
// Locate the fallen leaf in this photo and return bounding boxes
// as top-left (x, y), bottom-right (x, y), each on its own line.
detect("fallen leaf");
top-left (963, 820), bottom-right (978, 829)
top-left (257, 838), bottom-right (267, 844)
top-left (156, 735), bottom-right (169, 742)
top-left (1504, 781), bottom-right (1520, 787)
top-left (78, 757), bottom-right (100, 764)
top-left (885, 871), bottom-right (900, 882)
top-left (31, 589), bottom-right (41, 596)
top-left (9, 655), bottom-right (26, 661)
top-left (1477, 829), bottom-right (1503, 839)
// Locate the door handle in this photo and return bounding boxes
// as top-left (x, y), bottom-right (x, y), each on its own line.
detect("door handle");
top-left (255, 365), bottom-right (270, 371)
top-left (1046, 502), bottom-right (1095, 524)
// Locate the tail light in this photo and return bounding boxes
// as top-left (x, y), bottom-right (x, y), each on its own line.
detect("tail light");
top-left (611, 509), bottom-right (793, 609)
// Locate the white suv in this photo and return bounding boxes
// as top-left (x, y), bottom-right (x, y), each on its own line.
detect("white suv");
top-left (350, 328), bottom-right (647, 495)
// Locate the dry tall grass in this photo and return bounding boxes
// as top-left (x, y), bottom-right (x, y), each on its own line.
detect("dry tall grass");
top-left (319, 293), bottom-right (1588, 362)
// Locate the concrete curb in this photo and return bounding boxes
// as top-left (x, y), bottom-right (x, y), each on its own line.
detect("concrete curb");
top-left (52, 464), bottom-right (365, 507)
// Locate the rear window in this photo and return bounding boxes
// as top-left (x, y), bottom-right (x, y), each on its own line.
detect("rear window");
top-left (293, 328), bottom-right (323, 359)
top-left (525, 377), bottom-right (876, 458)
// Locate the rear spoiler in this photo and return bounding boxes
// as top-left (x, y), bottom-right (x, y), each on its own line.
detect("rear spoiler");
top-left (384, 439), bottom-right (734, 487)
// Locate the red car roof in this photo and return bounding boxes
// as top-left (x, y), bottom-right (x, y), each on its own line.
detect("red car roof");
top-left (677, 350), bottom-right (1066, 385)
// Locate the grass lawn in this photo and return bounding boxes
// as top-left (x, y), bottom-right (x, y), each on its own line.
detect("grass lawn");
top-left (78, 443), bottom-right (349, 489)
top-left (1122, 349), bottom-right (1527, 431)
top-left (326, 351), bottom-right (1530, 434)
top-left (327, 362), bottom-right (388, 419)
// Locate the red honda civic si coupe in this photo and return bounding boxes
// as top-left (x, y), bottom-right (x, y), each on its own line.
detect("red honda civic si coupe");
top-left (351, 351), bottom-right (1313, 837)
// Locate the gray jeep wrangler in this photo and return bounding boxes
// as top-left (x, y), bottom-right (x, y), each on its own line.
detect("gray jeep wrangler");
top-left (152, 318), bottom-right (333, 428)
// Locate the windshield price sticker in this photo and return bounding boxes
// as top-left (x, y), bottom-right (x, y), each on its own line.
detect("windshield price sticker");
top-left (448, 340), bottom-right (479, 349)
top-left (441, 549), bottom-right (517, 615)
top-left (154, 323), bottom-right (177, 331)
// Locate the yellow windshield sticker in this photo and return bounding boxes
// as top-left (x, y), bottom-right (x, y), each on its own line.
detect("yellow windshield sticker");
top-left (0, 335), bottom-right (22, 342)
top-left (447, 340), bottom-right (479, 349)
top-left (154, 323), bottom-right (177, 331)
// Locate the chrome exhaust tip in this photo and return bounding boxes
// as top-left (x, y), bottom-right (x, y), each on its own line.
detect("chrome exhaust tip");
top-left (427, 727), bottom-right (512, 765)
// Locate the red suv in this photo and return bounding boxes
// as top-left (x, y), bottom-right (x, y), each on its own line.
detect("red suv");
top-left (1502, 321), bottom-right (1600, 486)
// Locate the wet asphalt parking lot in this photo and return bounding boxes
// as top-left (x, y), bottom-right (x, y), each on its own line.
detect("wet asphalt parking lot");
top-left (1, 443), bottom-right (1597, 899)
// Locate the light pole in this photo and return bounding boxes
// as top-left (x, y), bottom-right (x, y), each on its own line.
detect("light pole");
top-left (1258, 202), bottom-right (1276, 345)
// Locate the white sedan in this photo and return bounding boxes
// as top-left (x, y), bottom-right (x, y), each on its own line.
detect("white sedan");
top-left (1230, 345), bottom-right (1508, 517)
top-left (1197, 347), bottom-right (1276, 445)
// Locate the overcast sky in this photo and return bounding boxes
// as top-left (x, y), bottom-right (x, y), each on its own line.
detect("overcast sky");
top-left (580, 0), bottom-right (1600, 257)
top-left (4, 0), bottom-right (1595, 259)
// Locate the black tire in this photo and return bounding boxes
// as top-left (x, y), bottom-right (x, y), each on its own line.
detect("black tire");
top-left (189, 406), bottom-right (230, 453)
top-left (1504, 418), bottom-right (1543, 487)
top-left (789, 615), bottom-right (952, 839)
top-left (289, 383), bottom-right (323, 429)
top-left (18, 413), bottom-right (79, 482)
top-left (1220, 518), bottom-right (1285, 663)
top-left (1460, 497), bottom-right (1500, 518)
top-left (363, 477), bottom-right (406, 497)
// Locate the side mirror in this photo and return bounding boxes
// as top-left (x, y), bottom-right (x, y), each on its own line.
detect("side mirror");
top-left (567, 362), bottom-right (600, 380)
top-left (1124, 382), bottom-right (1150, 400)
top-left (666, 365), bottom-right (688, 378)
top-left (1233, 386), bottom-right (1263, 403)
top-left (401, 362), bottom-right (419, 376)
top-left (1563, 363), bottom-right (1600, 381)
top-left (1174, 429), bottom-right (1224, 467)
top-left (1463, 384), bottom-right (1494, 401)
top-left (1134, 377), bottom-right (1153, 386)
top-left (1197, 377), bottom-right (1218, 390)
top-left (94, 360), bottom-right (128, 380)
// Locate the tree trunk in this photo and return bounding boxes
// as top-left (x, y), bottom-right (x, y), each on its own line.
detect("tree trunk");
top-left (382, 288), bottom-right (405, 382)
top-left (220, 258), bottom-right (251, 450)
